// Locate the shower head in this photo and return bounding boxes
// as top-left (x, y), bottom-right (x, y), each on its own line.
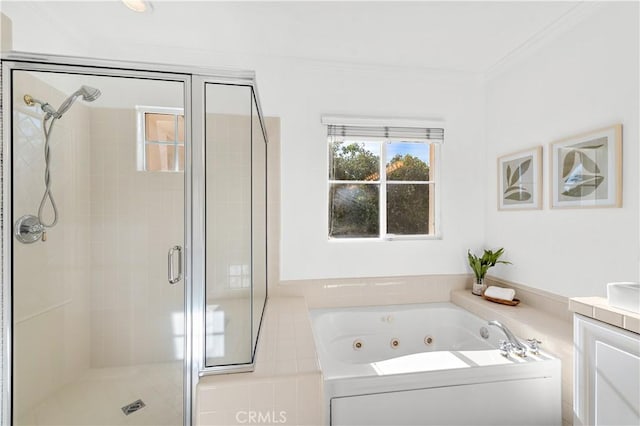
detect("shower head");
top-left (78, 85), bottom-right (101, 102)
top-left (55, 85), bottom-right (101, 118)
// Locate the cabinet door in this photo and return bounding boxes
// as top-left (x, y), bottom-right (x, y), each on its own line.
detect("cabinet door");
top-left (574, 314), bottom-right (640, 426)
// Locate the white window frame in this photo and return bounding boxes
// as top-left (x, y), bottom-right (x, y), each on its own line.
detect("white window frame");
top-left (136, 105), bottom-right (185, 172)
top-left (327, 138), bottom-right (442, 241)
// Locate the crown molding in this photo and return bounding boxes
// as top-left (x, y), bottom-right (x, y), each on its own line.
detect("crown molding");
top-left (484, 1), bottom-right (607, 81)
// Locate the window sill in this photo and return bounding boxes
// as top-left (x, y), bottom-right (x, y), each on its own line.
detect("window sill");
top-left (328, 234), bottom-right (442, 242)
top-left (385, 234), bottom-right (442, 241)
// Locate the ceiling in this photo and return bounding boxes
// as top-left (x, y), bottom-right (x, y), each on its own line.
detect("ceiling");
top-left (2, 1), bottom-right (582, 73)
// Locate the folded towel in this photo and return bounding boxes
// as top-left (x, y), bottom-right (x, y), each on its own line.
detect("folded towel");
top-left (484, 286), bottom-right (516, 301)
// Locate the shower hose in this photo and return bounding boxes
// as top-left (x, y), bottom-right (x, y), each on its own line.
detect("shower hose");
top-left (38, 115), bottom-right (59, 228)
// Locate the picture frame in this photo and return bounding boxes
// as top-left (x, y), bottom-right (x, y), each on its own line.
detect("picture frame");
top-left (498, 146), bottom-right (542, 210)
top-left (550, 124), bottom-right (622, 209)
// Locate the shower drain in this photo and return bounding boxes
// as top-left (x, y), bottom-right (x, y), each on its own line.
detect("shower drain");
top-left (121, 399), bottom-right (146, 416)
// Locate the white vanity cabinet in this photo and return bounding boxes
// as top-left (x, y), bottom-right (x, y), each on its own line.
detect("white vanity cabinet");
top-left (574, 314), bottom-right (640, 426)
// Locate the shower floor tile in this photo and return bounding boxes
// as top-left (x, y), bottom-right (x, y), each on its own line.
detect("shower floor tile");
top-left (16, 362), bottom-right (183, 426)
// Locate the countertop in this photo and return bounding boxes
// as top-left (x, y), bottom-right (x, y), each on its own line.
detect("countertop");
top-left (569, 296), bottom-right (640, 334)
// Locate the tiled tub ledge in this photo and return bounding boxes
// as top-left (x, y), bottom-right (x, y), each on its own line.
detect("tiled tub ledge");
top-left (197, 297), bottom-right (323, 426)
top-left (451, 288), bottom-right (574, 426)
top-left (274, 274), bottom-right (469, 308)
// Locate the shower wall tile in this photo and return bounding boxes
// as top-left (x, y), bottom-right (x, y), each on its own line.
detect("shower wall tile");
top-left (206, 114), bottom-right (253, 301)
top-left (12, 72), bottom-right (91, 417)
top-left (203, 113), bottom-right (275, 366)
top-left (89, 107), bottom-right (184, 367)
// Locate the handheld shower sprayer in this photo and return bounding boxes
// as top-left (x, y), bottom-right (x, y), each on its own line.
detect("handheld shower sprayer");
top-left (55, 85), bottom-right (101, 118)
top-left (15, 85), bottom-right (102, 244)
top-left (23, 85), bottom-right (101, 119)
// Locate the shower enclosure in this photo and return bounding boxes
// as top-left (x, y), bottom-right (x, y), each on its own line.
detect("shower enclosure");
top-left (1, 53), bottom-right (269, 425)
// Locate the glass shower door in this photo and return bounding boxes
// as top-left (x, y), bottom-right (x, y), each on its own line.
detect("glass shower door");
top-left (202, 81), bottom-right (268, 370)
top-left (10, 68), bottom-right (187, 426)
top-left (204, 83), bottom-right (254, 367)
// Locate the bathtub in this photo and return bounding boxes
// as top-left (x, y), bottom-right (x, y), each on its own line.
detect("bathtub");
top-left (310, 302), bottom-right (561, 426)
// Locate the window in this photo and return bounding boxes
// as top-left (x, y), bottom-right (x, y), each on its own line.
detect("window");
top-left (136, 106), bottom-right (185, 172)
top-left (325, 117), bottom-right (443, 240)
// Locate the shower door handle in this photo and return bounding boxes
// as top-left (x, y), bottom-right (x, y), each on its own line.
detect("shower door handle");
top-left (168, 245), bottom-right (183, 284)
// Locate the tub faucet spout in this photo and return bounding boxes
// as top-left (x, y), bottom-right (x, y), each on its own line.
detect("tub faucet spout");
top-left (488, 320), bottom-right (527, 357)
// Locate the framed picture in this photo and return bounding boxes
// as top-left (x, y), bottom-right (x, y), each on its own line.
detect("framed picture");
top-left (498, 146), bottom-right (542, 210)
top-left (550, 124), bottom-right (622, 208)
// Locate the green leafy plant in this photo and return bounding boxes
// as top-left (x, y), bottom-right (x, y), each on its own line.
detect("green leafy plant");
top-left (467, 248), bottom-right (511, 283)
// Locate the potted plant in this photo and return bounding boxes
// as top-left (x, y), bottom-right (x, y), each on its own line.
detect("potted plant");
top-left (467, 248), bottom-right (511, 296)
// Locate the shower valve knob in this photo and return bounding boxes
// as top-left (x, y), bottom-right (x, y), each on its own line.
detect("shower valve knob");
top-left (14, 215), bottom-right (45, 244)
top-left (498, 339), bottom-right (513, 356)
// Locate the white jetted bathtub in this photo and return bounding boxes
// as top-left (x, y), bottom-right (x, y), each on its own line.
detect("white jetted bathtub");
top-left (310, 303), bottom-right (561, 426)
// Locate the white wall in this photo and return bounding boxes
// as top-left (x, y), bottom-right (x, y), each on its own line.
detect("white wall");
top-left (485, 2), bottom-right (639, 297)
top-left (6, 3), bottom-right (636, 290)
top-left (3, 2), bottom-right (490, 281)
top-left (274, 63), bottom-right (487, 280)
top-left (15, 44), bottom-right (488, 281)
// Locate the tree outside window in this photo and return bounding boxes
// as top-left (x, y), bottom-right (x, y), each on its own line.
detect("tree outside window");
top-left (329, 140), bottom-right (436, 239)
